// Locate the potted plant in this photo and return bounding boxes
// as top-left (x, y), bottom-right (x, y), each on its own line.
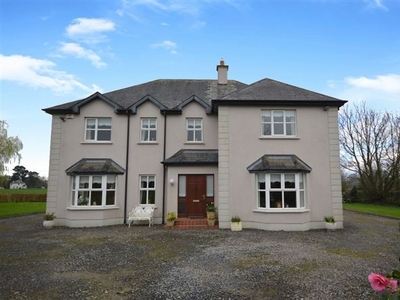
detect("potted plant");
top-left (206, 202), bottom-right (216, 221)
top-left (207, 214), bottom-right (216, 226)
top-left (43, 213), bottom-right (56, 229)
top-left (324, 216), bottom-right (337, 230)
top-left (231, 216), bottom-right (242, 231)
top-left (166, 211), bottom-right (177, 226)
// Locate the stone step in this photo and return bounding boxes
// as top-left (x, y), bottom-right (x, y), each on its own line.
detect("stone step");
top-left (163, 218), bottom-right (219, 230)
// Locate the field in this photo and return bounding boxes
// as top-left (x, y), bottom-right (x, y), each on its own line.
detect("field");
top-left (343, 203), bottom-right (400, 219)
top-left (0, 188), bottom-right (47, 195)
top-left (0, 202), bottom-right (46, 218)
top-left (0, 189), bottom-right (47, 217)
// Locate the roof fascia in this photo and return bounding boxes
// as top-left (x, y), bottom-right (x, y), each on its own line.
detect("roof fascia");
top-left (127, 94), bottom-right (168, 114)
top-left (70, 92), bottom-right (124, 114)
top-left (174, 95), bottom-right (213, 115)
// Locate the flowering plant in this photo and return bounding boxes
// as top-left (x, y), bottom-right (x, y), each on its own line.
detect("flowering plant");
top-left (368, 272), bottom-right (399, 299)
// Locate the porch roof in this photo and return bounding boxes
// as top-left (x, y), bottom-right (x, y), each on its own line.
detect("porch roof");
top-left (162, 149), bottom-right (218, 166)
top-left (66, 158), bottom-right (125, 175)
top-left (247, 154), bottom-right (312, 173)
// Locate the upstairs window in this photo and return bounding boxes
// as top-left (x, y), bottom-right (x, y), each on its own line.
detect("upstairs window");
top-left (261, 110), bottom-right (296, 136)
top-left (186, 118), bottom-right (203, 142)
top-left (141, 118), bottom-right (157, 142)
top-left (85, 118), bottom-right (112, 141)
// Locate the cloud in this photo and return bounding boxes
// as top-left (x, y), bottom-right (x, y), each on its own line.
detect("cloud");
top-left (345, 74), bottom-right (400, 93)
top-left (59, 43), bottom-right (106, 68)
top-left (66, 18), bottom-right (116, 44)
top-left (151, 40), bottom-right (178, 54)
top-left (0, 54), bottom-right (96, 94)
top-left (364, 0), bottom-right (388, 10)
top-left (327, 74), bottom-right (400, 112)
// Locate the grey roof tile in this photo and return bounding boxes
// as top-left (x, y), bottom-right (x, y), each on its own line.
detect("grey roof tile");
top-left (66, 158), bottom-right (125, 175)
top-left (163, 149), bottom-right (218, 166)
top-left (247, 154), bottom-right (312, 173)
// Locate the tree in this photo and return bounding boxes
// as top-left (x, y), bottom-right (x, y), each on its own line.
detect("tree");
top-left (11, 165), bottom-right (29, 182)
top-left (0, 121), bottom-right (23, 175)
top-left (339, 102), bottom-right (400, 204)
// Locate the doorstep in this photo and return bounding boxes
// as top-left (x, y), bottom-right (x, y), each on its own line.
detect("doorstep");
top-left (163, 218), bottom-right (219, 230)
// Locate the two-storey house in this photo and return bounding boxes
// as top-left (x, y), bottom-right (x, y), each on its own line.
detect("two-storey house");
top-left (43, 60), bottom-right (346, 230)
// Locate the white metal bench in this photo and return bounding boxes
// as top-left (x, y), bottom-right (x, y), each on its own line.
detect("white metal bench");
top-left (128, 206), bottom-right (154, 227)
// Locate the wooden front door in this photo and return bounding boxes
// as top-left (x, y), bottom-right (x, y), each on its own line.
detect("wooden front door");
top-left (186, 175), bottom-right (207, 218)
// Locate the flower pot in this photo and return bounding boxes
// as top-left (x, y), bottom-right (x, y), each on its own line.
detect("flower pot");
top-left (43, 220), bottom-right (54, 229)
top-left (231, 221), bottom-right (242, 231)
top-left (325, 222), bottom-right (337, 230)
top-left (207, 219), bottom-right (216, 226)
top-left (166, 220), bottom-right (175, 227)
top-left (206, 211), bottom-right (215, 220)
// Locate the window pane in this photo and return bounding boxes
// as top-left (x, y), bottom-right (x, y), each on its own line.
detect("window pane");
top-left (91, 191), bottom-right (102, 205)
top-left (149, 131), bottom-right (156, 141)
top-left (187, 119), bottom-right (194, 128)
top-left (86, 130), bottom-right (95, 140)
top-left (258, 173), bottom-right (266, 189)
top-left (179, 176), bottom-right (186, 197)
top-left (141, 176), bottom-right (148, 188)
top-left (273, 111), bottom-right (284, 122)
top-left (78, 191), bottom-right (89, 205)
top-left (107, 175), bottom-right (116, 189)
top-left (195, 120), bottom-right (202, 128)
top-left (79, 176), bottom-right (89, 189)
top-left (270, 174), bottom-right (281, 188)
top-left (284, 174), bottom-right (295, 188)
top-left (300, 191), bottom-right (305, 208)
top-left (97, 130), bottom-right (111, 141)
top-left (140, 191), bottom-right (147, 204)
top-left (148, 176), bottom-right (155, 188)
top-left (187, 131), bottom-right (194, 141)
top-left (92, 176), bottom-right (102, 189)
top-left (195, 131), bottom-right (202, 141)
top-left (286, 123), bottom-right (295, 135)
top-left (141, 130), bottom-right (148, 141)
top-left (270, 191), bottom-right (282, 208)
top-left (284, 192), bottom-right (296, 208)
top-left (98, 118), bottom-right (111, 129)
top-left (299, 174), bottom-right (304, 189)
top-left (106, 191), bottom-right (115, 205)
top-left (274, 124), bottom-right (284, 135)
top-left (263, 124), bottom-right (271, 135)
top-left (285, 111), bottom-right (295, 122)
top-left (86, 119), bottom-right (96, 129)
top-left (259, 191), bottom-right (266, 208)
top-left (262, 111), bottom-right (271, 122)
top-left (206, 175), bottom-right (214, 197)
top-left (150, 119), bottom-right (156, 128)
top-left (148, 191), bottom-right (155, 204)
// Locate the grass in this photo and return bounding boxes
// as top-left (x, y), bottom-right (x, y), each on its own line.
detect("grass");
top-left (343, 203), bottom-right (400, 219)
top-left (0, 202), bottom-right (46, 218)
top-left (0, 188), bottom-right (47, 195)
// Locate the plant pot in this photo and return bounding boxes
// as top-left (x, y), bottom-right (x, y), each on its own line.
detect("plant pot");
top-left (207, 219), bottom-right (216, 226)
top-left (231, 221), bottom-right (242, 231)
top-left (43, 220), bottom-right (54, 229)
top-left (325, 222), bottom-right (337, 230)
top-left (166, 220), bottom-right (175, 227)
top-left (206, 211), bottom-right (215, 220)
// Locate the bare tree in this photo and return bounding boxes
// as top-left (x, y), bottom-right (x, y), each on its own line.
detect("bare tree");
top-left (339, 103), bottom-right (400, 203)
top-left (0, 121), bottom-right (23, 175)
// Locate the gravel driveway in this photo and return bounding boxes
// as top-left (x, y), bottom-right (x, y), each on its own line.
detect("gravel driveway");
top-left (0, 211), bottom-right (399, 300)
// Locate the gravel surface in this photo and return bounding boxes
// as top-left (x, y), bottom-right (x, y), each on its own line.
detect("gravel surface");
top-left (0, 211), bottom-right (399, 300)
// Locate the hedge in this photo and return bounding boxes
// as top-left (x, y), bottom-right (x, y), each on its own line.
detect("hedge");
top-left (0, 193), bottom-right (46, 203)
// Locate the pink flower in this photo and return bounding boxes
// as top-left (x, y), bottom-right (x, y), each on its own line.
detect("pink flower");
top-left (368, 273), bottom-right (391, 292)
top-left (388, 279), bottom-right (398, 292)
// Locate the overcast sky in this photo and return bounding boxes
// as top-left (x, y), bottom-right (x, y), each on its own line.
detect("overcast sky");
top-left (1, 0), bottom-right (400, 177)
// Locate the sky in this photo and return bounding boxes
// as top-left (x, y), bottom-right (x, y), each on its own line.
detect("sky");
top-left (1, 0), bottom-right (400, 178)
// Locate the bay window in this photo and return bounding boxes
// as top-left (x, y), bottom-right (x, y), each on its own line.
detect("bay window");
top-left (71, 175), bottom-right (116, 207)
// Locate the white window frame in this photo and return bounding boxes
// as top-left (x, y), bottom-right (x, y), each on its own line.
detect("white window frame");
top-left (140, 118), bottom-right (157, 142)
top-left (261, 110), bottom-right (296, 137)
top-left (186, 118), bottom-right (203, 142)
top-left (71, 175), bottom-right (117, 207)
top-left (256, 173), bottom-right (306, 209)
top-left (139, 175), bottom-right (156, 205)
top-left (85, 117), bottom-right (112, 142)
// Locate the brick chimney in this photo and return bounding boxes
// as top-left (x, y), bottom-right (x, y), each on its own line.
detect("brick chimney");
top-left (216, 59), bottom-right (229, 85)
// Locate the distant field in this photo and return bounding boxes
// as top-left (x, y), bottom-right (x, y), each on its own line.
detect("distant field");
top-left (0, 202), bottom-right (46, 218)
top-left (0, 188), bottom-right (47, 195)
top-left (343, 203), bottom-right (400, 219)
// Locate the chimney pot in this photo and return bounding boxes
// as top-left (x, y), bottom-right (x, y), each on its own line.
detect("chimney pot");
top-left (216, 59), bottom-right (229, 85)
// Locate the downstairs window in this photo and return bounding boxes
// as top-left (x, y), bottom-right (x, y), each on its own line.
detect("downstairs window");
top-left (71, 175), bottom-right (117, 207)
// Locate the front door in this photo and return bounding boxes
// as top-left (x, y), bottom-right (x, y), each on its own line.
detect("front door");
top-left (186, 175), bottom-right (206, 218)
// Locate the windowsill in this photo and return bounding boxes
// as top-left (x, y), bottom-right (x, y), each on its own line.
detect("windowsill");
top-left (253, 208), bottom-right (310, 213)
top-left (259, 136), bottom-right (299, 140)
top-left (184, 142), bottom-right (205, 145)
top-left (67, 206), bottom-right (119, 211)
top-left (81, 141), bottom-right (113, 145)
top-left (137, 142), bottom-right (159, 145)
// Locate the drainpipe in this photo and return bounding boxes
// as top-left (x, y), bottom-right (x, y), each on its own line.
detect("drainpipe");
top-left (162, 111), bottom-right (167, 224)
top-left (123, 110), bottom-right (131, 225)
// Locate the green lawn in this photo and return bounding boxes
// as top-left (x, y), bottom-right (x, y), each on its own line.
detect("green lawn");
top-left (343, 203), bottom-right (400, 219)
top-left (0, 188), bottom-right (47, 195)
top-left (0, 202), bottom-right (46, 218)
